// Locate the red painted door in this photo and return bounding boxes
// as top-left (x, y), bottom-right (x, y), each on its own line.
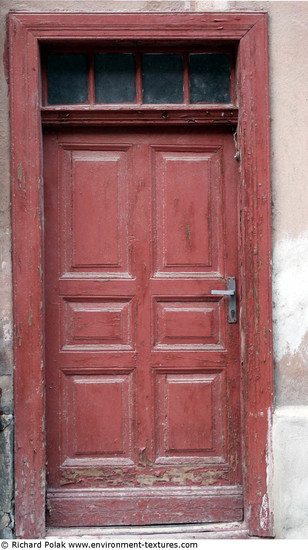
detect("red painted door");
top-left (44, 126), bottom-right (242, 527)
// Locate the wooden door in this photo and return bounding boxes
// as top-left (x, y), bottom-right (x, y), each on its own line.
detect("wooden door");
top-left (44, 126), bottom-right (242, 527)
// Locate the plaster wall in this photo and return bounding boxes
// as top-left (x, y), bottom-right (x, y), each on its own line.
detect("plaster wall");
top-left (0, 0), bottom-right (307, 539)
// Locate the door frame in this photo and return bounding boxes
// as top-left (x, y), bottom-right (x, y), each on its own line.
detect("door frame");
top-left (9, 12), bottom-right (273, 538)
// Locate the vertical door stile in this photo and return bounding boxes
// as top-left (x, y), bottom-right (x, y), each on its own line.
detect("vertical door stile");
top-left (134, 139), bottom-right (153, 468)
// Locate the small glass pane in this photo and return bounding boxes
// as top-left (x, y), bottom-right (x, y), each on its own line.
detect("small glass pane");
top-left (95, 53), bottom-right (136, 103)
top-left (142, 54), bottom-right (184, 104)
top-left (189, 53), bottom-right (231, 103)
top-left (47, 54), bottom-right (88, 104)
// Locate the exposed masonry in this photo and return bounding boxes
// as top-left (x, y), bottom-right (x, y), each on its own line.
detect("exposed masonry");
top-left (0, 414), bottom-right (14, 539)
top-left (0, 290), bottom-right (14, 538)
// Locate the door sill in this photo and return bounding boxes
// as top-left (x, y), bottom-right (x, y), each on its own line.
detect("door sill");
top-left (46, 522), bottom-right (249, 539)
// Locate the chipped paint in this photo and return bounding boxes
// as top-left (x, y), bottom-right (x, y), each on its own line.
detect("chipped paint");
top-left (260, 493), bottom-right (269, 531)
top-left (185, 223), bottom-right (191, 248)
top-left (60, 466), bottom-right (229, 488)
top-left (262, 407), bottom-right (274, 533)
top-left (28, 306), bottom-right (33, 327)
top-left (17, 163), bottom-right (23, 183)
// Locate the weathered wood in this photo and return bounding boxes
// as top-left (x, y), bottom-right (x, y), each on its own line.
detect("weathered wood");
top-left (47, 487), bottom-right (243, 527)
top-left (9, 11), bottom-right (273, 537)
top-left (41, 106), bottom-right (238, 127)
top-left (10, 12), bottom-right (263, 40)
top-left (9, 16), bottom-right (45, 538)
top-left (237, 14), bottom-right (274, 537)
top-left (46, 524), bottom-right (249, 539)
top-left (44, 127), bottom-right (242, 526)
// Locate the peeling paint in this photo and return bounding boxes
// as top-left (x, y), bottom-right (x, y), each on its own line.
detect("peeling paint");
top-left (273, 231), bottom-right (308, 361)
top-left (185, 223), bottom-right (191, 248)
top-left (0, 414), bottom-right (14, 538)
top-left (260, 493), bottom-right (269, 531)
top-left (60, 466), bottom-right (229, 488)
top-left (265, 406), bottom-right (274, 533)
top-left (17, 163), bottom-right (23, 183)
top-left (28, 306), bottom-right (33, 327)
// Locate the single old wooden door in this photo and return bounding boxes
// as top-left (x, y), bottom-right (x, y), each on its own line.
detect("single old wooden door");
top-left (44, 125), bottom-right (242, 527)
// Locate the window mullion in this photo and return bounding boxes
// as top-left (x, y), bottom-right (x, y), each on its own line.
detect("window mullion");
top-left (183, 52), bottom-right (190, 105)
top-left (136, 52), bottom-right (143, 104)
top-left (88, 52), bottom-right (95, 104)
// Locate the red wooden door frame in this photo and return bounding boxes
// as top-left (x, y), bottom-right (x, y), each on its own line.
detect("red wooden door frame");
top-left (9, 12), bottom-right (273, 538)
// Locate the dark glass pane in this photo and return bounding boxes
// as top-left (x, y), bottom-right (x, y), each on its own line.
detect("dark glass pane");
top-left (47, 54), bottom-right (88, 104)
top-left (95, 53), bottom-right (136, 103)
top-left (142, 54), bottom-right (184, 104)
top-left (189, 53), bottom-right (231, 103)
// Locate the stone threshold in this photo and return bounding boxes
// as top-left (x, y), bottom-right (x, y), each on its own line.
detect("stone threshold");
top-left (46, 522), bottom-right (249, 539)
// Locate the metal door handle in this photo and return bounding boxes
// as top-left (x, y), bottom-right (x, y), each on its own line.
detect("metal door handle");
top-left (211, 289), bottom-right (235, 296)
top-left (211, 277), bottom-right (237, 323)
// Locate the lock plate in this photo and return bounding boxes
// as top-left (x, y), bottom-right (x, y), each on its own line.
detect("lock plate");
top-left (211, 277), bottom-right (237, 323)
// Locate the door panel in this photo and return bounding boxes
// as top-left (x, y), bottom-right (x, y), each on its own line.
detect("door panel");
top-left (153, 147), bottom-right (222, 275)
top-left (62, 146), bottom-right (132, 276)
top-left (44, 127), bottom-right (242, 526)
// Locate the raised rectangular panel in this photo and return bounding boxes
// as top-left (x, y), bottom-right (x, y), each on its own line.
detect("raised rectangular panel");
top-left (72, 151), bottom-right (119, 267)
top-left (153, 299), bottom-right (223, 349)
top-left (153, 147), bottom-right (222, 276)
top-left (62, 373), bottom-right (133, 461)
top-left (61, 298), bottom-right (134, 350)
top-left (155, 372), bottom-right (225, 461)
top-left (62, 147), bottom-right (131, 275)
top-left (168, 377), bottom-right (214, 452)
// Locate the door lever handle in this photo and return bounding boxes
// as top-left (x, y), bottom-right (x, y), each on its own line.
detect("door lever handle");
top-left (211, 289), bottom-right (235, 296)
top-left (211, 277), bottom-right (237, 323)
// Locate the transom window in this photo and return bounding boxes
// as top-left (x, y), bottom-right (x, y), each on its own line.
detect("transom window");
top-left (44, 50), bottom-right (232, 106)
